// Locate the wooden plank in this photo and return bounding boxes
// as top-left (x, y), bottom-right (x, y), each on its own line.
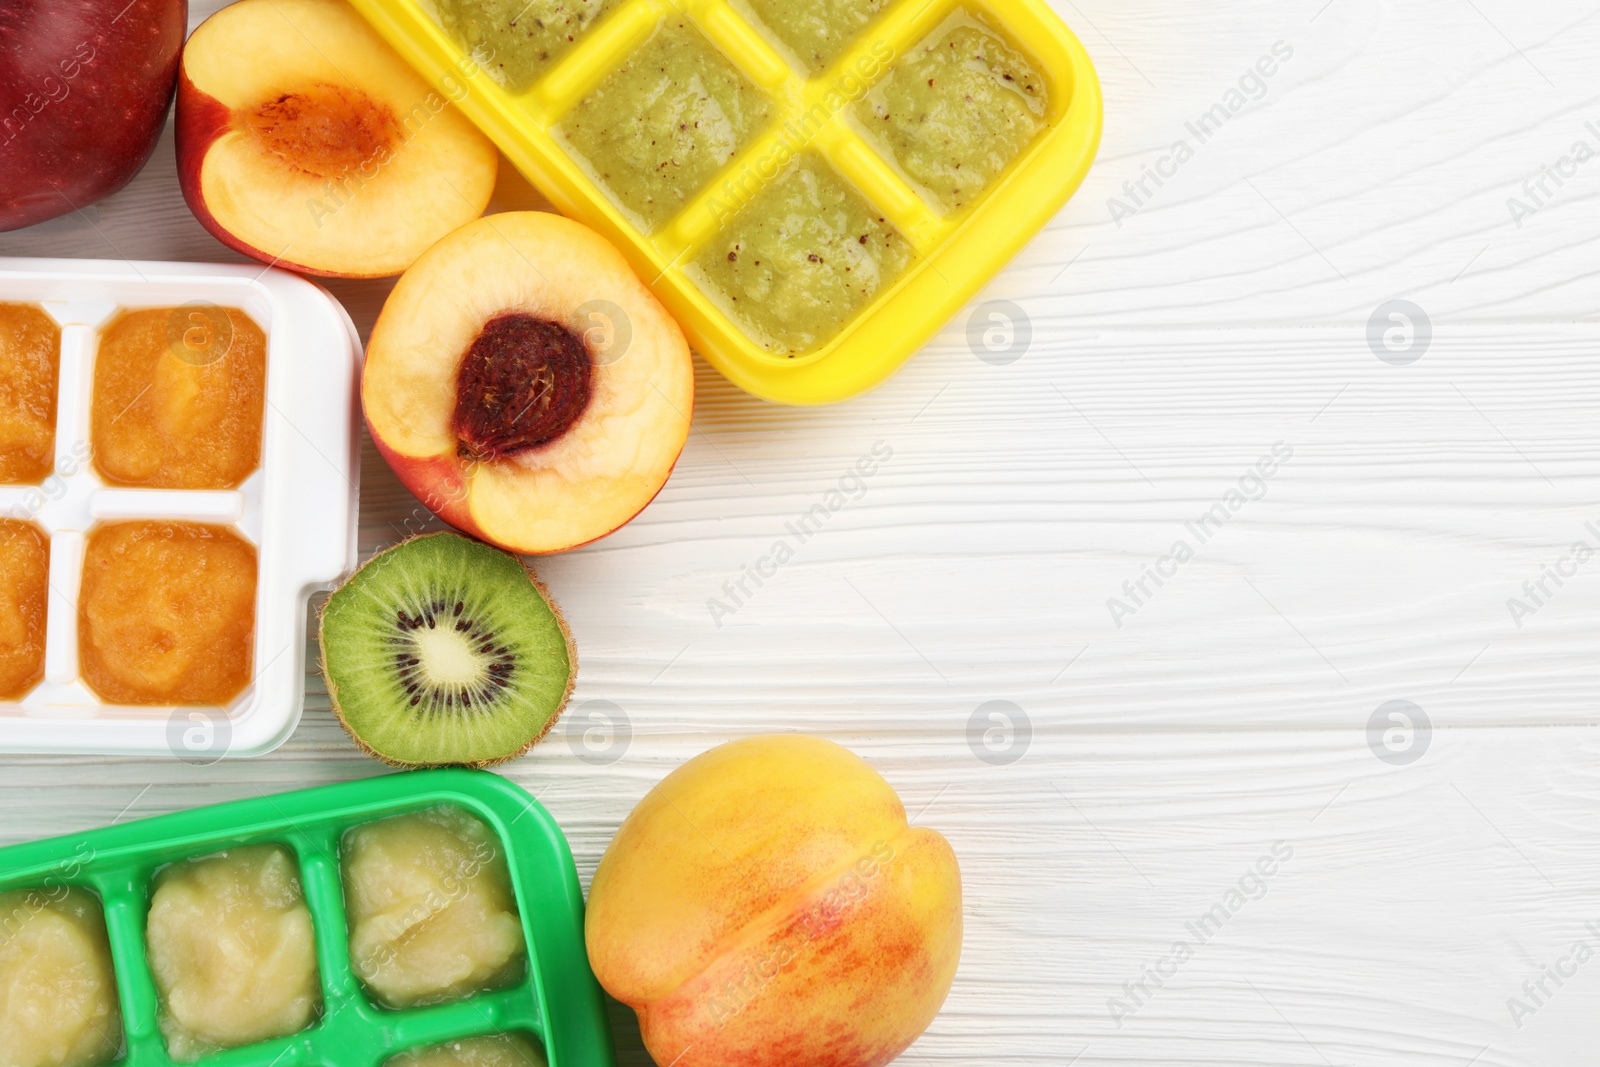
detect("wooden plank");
top-left (3, 0), bottom-right (1600, 1064)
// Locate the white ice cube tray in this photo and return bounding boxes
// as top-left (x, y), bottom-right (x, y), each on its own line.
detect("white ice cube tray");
top-left (0, 257), bottom-right (360, 758)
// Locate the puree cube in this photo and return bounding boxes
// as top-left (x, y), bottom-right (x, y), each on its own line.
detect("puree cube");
top-left (560, 20), bottom-right (772, 232)
top-left (0, 302), bottom-right (60, 486)
top-left (0, 521), bottom-right (48, 701)
top-left (90, 307), bottom-right (266, 491)
top-left (78, 521), bottom-right (257, 707)
top-left (739, 0), bottom-right (890, 73)
top-left (436, 0), bottom-right (623, 93)
top-left (691, 153), bottom-right (912, 355)
top-left (342, 806), bottom-right (526, 1009)
top-left (0, 887), bottom-right (122, 1067)
top-left (856, 17), bottom-right (1048, 214)
top-left (146, 845), bottom-right (321, 1062)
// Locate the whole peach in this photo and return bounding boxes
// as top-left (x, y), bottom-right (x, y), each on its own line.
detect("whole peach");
top-left (586, 735), bottom-right (962, 1067)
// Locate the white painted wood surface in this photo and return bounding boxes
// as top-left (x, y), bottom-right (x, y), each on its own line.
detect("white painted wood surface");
top-left (4, 1), bottom-right (1600, 1064)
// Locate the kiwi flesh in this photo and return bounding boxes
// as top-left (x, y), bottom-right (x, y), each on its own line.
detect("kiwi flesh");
top-left (319, 532), bottom-right (576, 767)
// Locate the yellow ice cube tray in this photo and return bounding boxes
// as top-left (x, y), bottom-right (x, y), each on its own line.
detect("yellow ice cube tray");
top-left (348, 0), bottom-right (1101, 404)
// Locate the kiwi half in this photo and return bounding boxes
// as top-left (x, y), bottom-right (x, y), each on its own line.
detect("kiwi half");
top-left (319, 532), bottom-right (576, 767)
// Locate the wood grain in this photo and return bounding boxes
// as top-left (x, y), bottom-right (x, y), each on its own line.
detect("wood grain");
top-left (4, 0), bottom-right (1600, 1064)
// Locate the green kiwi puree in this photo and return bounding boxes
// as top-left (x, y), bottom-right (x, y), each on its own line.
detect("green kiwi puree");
top-left (692, 153), bottom-right (912, 356)
top-left (856, 17), bottom-right (1048, 213)
top-left (442, 2), bottom-right (1047, 355)
top-left (739, 0), bottom-right (891, 73)
top-left (559, 20), bottom-right (773, 231)
top-left (435, 0), bottom-right (622, 92)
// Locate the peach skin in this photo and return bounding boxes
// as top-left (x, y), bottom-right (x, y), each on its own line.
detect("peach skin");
top-left (586, 735), bottom-right (962, 1067)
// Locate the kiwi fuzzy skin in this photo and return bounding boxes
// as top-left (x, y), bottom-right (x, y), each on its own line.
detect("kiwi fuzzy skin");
top-left (317, 533), bottom-right (579, 769)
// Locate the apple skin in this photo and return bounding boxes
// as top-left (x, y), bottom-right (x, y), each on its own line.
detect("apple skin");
top-left (586, 736), bottom-right (964, 1067)
top-left (0, 0), bottom-right (185, 231)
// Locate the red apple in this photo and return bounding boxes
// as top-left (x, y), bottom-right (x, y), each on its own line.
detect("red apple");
top-left (364, 211), bottom-right (694, 554)
top-left (175, 0), bottom-right (497, 278)
top-left (0, 0), bottom-right (185, 231)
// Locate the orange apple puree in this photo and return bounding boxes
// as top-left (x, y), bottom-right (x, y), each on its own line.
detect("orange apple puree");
top-left (0, 521), bottom-right (49, 700)
top-left (79, 521), bottom-right (256, 706)
top-left (91, 306), bottom-right (266, 489)
top-left (0, 303), bottom-right (62, 485)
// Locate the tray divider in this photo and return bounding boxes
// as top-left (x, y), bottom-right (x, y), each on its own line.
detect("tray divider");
top-left (860, 0), bottom-right (957, 63)
top-left (52, 321), bottom-right (95, 478)
top-left (816, 126), bottom-right (945, 253)
top-left (89, 861), bottom-right (173, 1067)
top-left (89, 489), bottom-right (245, 526)
top-left (291, 823), bottom-right (390, 1067)
top-left (42, 529), bottom-right (85, 685)
top-left (661, 122), bottom-right (798, 256)
top-left (289, 825), bottom-right (360, 1004)
top-left (531, 0), bottom-right (663, 122)
top-left (690, 0), bottom-right (791, 89)
top-left (37, 319), bottom-right (98, 688)
top-left (383, 983), bottom-right (544, 1054)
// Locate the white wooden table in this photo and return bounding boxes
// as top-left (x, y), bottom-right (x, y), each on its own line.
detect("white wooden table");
top-left (4, 1), bottom-right (1599, 1064)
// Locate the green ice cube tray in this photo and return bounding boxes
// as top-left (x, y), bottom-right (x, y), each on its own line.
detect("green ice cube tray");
top-left (0, 769), bottom-right (614, 1067)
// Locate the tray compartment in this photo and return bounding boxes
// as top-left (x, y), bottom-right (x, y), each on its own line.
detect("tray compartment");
top-left (0, 771), bottom-right (604, 1067)
top-left (0, 258), bottom-right (361, 758)
top-left (349, 0), bottom-right (1101, 401)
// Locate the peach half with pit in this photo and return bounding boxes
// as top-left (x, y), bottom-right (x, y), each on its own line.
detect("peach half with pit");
top-left (175, 0), bottom-right (497, 278)
top-left (363, 211), bottom-right (694, 554)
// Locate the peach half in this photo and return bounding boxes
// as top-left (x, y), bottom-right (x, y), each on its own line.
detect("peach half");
top-left (176, 0), bottom-right (497, 278)
top-left (364, 211), bottom-right (694, 554)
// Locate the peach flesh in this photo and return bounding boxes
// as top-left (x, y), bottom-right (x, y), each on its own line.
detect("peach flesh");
top-left (452, 313), bottom-right (593, 463)
top-left (174, 0), bottom-right (500, 279)
top-left (362, 210), bottom-right (694, 555)
top-left (242, 83), bottom-right (401, 180)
